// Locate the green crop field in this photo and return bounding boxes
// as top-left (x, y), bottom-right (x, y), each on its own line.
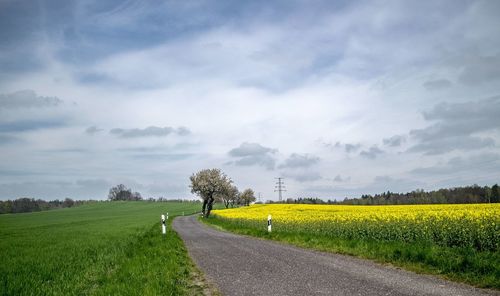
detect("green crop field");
top-left (0, 201), bottom-right (213, 295)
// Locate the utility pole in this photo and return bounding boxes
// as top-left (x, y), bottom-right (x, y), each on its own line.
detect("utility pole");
top-left (258, 192), bottom-right (262, 203)
top-left (274, 177), bottom-right (286, 202)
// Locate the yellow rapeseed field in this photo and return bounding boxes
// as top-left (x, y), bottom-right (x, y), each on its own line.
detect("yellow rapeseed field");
top-left (212, 204), bottom-right (500, 251)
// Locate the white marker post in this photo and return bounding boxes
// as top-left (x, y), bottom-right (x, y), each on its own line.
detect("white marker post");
top-left (161, 214), bottom-right (166, 235)
top-left (267, 214), bottom-right (272, 232)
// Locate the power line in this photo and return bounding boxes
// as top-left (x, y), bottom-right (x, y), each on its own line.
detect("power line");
top-left (274, 177), bottom-right (286, 201)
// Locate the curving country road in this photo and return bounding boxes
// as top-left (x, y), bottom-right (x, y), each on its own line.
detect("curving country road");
top-left (173, 215), bottom-right (498, 296)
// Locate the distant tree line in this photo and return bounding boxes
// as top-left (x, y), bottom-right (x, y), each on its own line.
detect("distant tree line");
top-left (340, 184), bottom-right (500, 205)
top-left (0, 198), bottom-right (92, 214)
top-left (273, 184), bottom-right (499, 205)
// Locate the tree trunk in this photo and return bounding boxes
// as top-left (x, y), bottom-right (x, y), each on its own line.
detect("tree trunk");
top-left (206, 196), bottom-right (214, 217)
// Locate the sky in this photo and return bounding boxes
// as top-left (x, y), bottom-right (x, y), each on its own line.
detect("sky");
top-left (1, 0), bottom-right (499, 201)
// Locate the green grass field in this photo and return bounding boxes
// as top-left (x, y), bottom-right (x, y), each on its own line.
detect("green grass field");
top-left (0, 201), bottom-right (214, 295)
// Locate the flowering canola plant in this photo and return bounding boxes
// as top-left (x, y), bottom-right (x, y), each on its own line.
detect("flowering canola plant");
top-left (212, 204), bottom-right (500, 251)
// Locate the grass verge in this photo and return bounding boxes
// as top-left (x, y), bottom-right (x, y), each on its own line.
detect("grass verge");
top-left (202, 216), bottom-right (500, 290)
top-left (94, 219), bottom-right (216, 295)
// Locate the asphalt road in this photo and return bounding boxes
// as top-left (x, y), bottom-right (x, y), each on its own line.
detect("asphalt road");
top-left (173, 215), bottom-right (498, 296)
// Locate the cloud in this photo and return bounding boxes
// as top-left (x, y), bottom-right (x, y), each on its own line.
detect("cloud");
top-left (408, 96), bottom-right (500, 154)
top-left (0, 179), bottom-right (111, 199)
top-left (305, 175), bottom-right (424, 198)
top-left (1, 1), bottom-right (500, 200)
top-left (228, 142), bottom-right (276, 157)
top-left (410, 153), bottom-right (500, 176)
top-left (0, 90), bottom-right (62, 109)
top-left (228, 142), bottom-right (277, 170)
top-left (408, 136), bottom-right (494, 155)
top-left (332, 142), bottom-right (361, 153)
top-left (110, 126), bottom-right (190, 138)
top-left (85, 126), bottom-right (103, 134)
top-left (0, 120), bottom-right (65, 132)
top-left (383, 135), bottom-right (406, 147)
top-left (75, 179), bottom-right (110, 189)
top-left (146, 182), bottom-right (188, 196)
top-left (370, 175), bottom-right (423, 193)
top-left (283, 171), bottom-right (322, 182)
top-left (345, 143), bottom-right (361, 153)
top-left (0, 134), bottom-right (21, 144)
top-left (422, 79), bottom-right (452, 91)
top-left (360, 146), bottom-right (384, 159)
top-left (279, 153), bottom-right (319, 169)
top-left (131, 153), bottom-right (193, 161)
top-left (75, 72), bottom-right (115, 85)
top-left (333, 175), bottom-right (350, 182)
top-left (279, 153), bottom-right (321, 182)
top-left (458, 54), bottom-right (500, 85)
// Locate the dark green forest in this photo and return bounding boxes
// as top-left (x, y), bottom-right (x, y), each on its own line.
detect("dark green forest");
top-left (277, 184), bottom-right (500, 205)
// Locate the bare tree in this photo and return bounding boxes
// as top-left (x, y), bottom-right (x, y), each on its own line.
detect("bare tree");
top-left (190, 168), bottom-right (232, 217)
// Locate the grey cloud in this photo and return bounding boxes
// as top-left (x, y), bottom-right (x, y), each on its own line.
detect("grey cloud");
top-left (333, 175), bottom-right (350, 182)
top-left (85, 126), bottom-right (103, 134)
top-left (147, 183), bottom-right (187, 196)
top-left (410, 153), bottom-right (500, 176)
top-left (0, 180), bottom-right (110, 199)
top-left (176, 126), bottom-right (190, 136)
top-left (117, 143), bottom-right (196, 153)
top-left (423, 96), bottom-right (500, 124)
top-left (75, 71), bottom-right (115, 85)
top-left (0, 90), bottom-right (62, 109)
top-left (279, 153), bottom-right (319, 169)
top-left (228, 142), bottom-right (277, 170)
top-left (110, 126), bottom-right (190, 138)
top-left (458, 54), bottom-right (500, 85)
top-left (132, 153), bottom-right (193, 161)
top-left (229, 142), bottom-right (276, 157)
top-left (232, 155), bottom-right (276, 170)
top-left (408, 136), bottom-right (494, 155)
top-left (283, 171), bottom-right (322, 183)
top-left (332, 141), bottom-right (361, 153)
top-left (423, 79), bottom-right (452, 91)
top-left (370, 176), bottom-right (424, 193)
top-left (0, 120), bottom-right (65, 132)
top-left (0, 134), bottom-right (21, 144)
top-left (408, 96), bottom-right (500, 154)
top-left (42, 148), bottom-right (88, 154)
top-left (304, 184), bottom-right (338, 194)
top-left (0, 169), bottom-right (43, 177)
top-left (345, 143), bottom-right (361, 153)
top-left (374, 176), bottom-right (395, 183)
top-left (383, 135), bottom-right (406, 147)
top-left (360, 146), bottom-right (384, 159)
top-left (305, 175), bottom-right (424, 198)
top-left (75, 179), bottom-right (110, 189)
